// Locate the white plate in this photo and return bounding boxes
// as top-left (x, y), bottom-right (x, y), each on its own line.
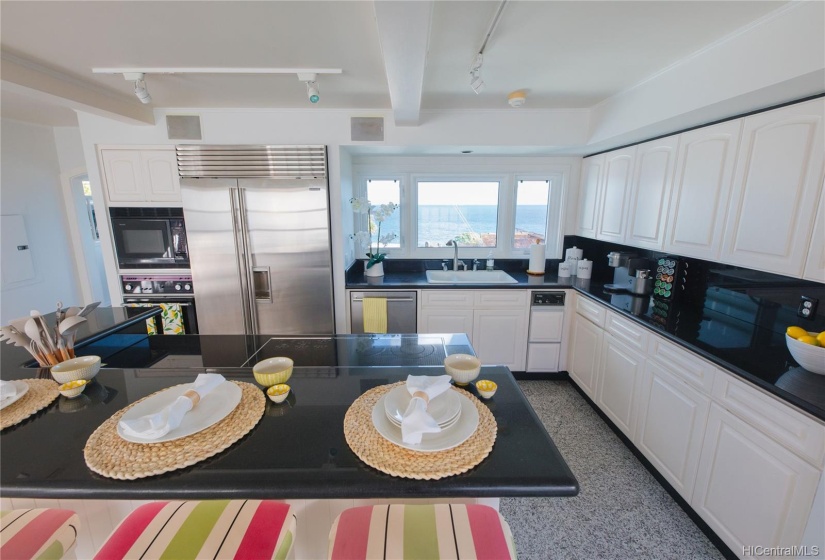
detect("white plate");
top-left (383, 386), bottom-right (460, 426)
top-left (0, 381), bottom-right (29, 411)
top-left (117, 381), bottom-right (242, 444)
top-left (385, 408), bottom-right (461, 430)
top-left (372, 391), bottom-right (479, 453)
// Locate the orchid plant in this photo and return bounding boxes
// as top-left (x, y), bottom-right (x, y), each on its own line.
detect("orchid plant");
top-left (350, 196), bottom-right (398, 269)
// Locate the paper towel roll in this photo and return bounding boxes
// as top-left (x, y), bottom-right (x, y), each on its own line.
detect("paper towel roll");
top-left (528, 242), bottom-right (545, 274)
top-left (577, 259), bottom-right (593, 279)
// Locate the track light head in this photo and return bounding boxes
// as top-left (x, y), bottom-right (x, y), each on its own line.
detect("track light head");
top-left (306, 81), bottom-right (320, 103)
top-left (124, 72), bottom-right (151, 104)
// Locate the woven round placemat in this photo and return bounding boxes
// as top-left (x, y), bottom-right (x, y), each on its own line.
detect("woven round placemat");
top-left (0, 379), bottom-right (59, 430)
top-left (84, 381), bottom-right (264, 480)
top-left (344, 382), bottom-right (497, 480)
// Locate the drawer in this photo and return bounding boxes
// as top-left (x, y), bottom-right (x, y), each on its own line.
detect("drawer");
top-left (420, 290), bottom-right (474, 308)
top-left (647, 335), bottom-right (716, 394)
top-left (713, 371), bottom-right (825, 467)
top-left (474, 290), bottom-right (528, 308)
top-left (575, 295), bottom-right (606, 328)
top-left (605, 312), bottom-right (648, 351)
top-left (529, 308), bottom-right (564, 342)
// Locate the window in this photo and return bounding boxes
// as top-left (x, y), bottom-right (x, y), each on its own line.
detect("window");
top-left (514, 180), bottom-right (550, 248)
top-left (365, 179), bottom-right (400, 248)
top-left (416, 181), bottom-right (500, 248)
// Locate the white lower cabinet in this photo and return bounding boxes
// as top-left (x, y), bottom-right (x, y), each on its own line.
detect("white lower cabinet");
top-left (568, 314), bottom-right (603, 399)
top-left (418, 290), bottom-right (529, 371)
top-left (597, 333), bottom-right (644, 439)
top-left (635, 361), bottom-right (710, 501)
top-left (691, 404), bottom-right (821, 557)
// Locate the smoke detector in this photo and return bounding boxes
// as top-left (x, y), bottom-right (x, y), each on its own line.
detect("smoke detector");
top-left (508, 90), bottom-right (526, 108)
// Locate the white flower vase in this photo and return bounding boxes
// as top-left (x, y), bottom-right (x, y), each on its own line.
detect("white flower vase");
top-left (364, 261), bottom-right (384, 277)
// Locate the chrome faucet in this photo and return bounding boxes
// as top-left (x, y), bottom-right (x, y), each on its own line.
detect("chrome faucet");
top-left (446, 238), bottom-right (460, 271)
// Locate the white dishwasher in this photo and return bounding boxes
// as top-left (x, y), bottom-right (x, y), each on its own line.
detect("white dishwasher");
top-left (527, 291), bottom-right (565, 372)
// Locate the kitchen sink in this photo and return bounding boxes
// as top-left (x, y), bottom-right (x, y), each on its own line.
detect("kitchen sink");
top-left (425, 270), bottom-right (518, 284)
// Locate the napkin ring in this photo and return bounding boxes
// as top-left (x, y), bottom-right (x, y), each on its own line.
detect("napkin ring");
top-left (412, 391), bottom-right (429, 405)
top-left (183, 390), bottom-right (201, 407)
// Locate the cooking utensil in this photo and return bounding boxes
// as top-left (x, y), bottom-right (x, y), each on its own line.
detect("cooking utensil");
top-left (78, 302), bottom-right (100, 317)
top-left (59, 316), bottom-right (87, 360)
top-left (31, 311), bottom-right (59, 356)
top-left (63, 307), bottom-right (82, 318)
top-left (25, 317), bottom-right (57, 365)
top-left (0, 325), bottom-right (31, 348)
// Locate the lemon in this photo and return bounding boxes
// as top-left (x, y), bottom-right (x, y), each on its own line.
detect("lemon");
top-left (817, 332), bottom-right (825, 346)
top-left (787, 326), bottom-right (809, 339)
top-left (798, 335), bottom-right (821, 346)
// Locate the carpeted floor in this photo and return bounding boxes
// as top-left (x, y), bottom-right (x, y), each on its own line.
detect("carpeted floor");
top-left (501, 380), bottom-right (723, 560)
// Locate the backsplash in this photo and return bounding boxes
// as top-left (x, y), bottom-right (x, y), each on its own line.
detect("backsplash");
top-left (562, 235), bottom-right (825, 336)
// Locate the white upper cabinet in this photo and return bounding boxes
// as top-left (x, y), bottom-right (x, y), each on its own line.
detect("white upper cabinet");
top-left (803, 185), bottom-right (825, 283)
top-left (625, 136), bottom-right (679, 250)
top-left (663, 120), bottom-right (742, 261)
top-left (721, 99), bottom-right (825, 277)
top-left (576, 154), bottom-right (605, 239)
top-left (596, 147), bottom-right (636, 242)
top-left (100, 148), bottom-right (182, 204)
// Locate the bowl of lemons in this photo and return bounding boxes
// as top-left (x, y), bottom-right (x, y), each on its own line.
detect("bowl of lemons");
top-left (785, 326), bottom-right (825, 375)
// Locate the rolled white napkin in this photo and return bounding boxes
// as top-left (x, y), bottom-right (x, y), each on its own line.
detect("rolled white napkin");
top-left (401, 374), bottom-right (452, 444)
top-left (0, 380), bottom-right (18, 401)
top-left (119, 374), bottom-right (226, 440)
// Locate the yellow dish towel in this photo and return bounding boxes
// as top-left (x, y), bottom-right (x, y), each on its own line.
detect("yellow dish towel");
top-left (363, 297), bottom-right (388, 334)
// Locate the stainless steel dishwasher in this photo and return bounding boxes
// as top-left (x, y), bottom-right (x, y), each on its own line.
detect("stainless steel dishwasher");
top-left (350, 291), bottom-right (417, 333)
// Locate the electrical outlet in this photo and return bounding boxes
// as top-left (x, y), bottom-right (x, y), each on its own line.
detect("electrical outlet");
top-left (797, 296), bottom-right (819, 319)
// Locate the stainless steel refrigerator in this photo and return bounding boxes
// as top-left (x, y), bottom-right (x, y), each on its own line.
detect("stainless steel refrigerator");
top-left (177, 145), bottom-right (334, 335)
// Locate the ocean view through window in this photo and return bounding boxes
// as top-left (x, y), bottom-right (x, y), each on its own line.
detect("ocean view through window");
top-left (416, 181), bottom-right (500, 247)
top-left (514, 179), bottom-right (550, 248)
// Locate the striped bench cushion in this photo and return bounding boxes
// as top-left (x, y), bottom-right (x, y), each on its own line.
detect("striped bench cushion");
top-left (1, 508), bottom-right (80, 560)
top-left (329, 504), bottom-right (517, 560)
top-left (94, 500), bottom-right (295, 560)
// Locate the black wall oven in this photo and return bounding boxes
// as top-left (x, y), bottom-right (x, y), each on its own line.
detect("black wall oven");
top-left (110, 207), bottom-right (189, 269)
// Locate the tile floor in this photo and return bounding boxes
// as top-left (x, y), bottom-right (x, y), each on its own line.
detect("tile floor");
top-left (501, 380), bottom-right (723, 560)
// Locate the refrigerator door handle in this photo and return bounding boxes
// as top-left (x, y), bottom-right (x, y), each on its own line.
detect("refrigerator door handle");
top-left (236, 187), bottom-right (259, 335)
top-left (253, 267), bottom-right (272, 302)
top-left (230, 187), bottom-right (254, 335)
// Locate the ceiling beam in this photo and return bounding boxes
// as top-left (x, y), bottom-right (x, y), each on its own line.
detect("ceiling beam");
top-left (374, 0), bottom-right (434, 127)
top-left (1, 53), bottom-right (155, 125)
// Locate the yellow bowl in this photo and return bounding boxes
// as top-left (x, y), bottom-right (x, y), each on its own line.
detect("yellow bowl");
top-left (266, 384), bottom-right (291, 404)
top-left (253, 357), bottom-right (294, 387)
top-left (475, 379), bottom-right (498, 399)
top-left (51, 356), bottom-right (101, 384)
top-left (786, 333), bottom-right (825, 375)
top-left (58, 379), bottom-right (89, 399)
top-left (443, 354), bottom-right (481, 385)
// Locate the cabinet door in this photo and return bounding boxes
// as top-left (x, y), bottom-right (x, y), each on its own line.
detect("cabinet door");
top-left (472, 308), bottom-right (528, 371)
top-left (636, 361), bottom-right (710, 501)
top-left (625, 136), bottom-right (679, 250)
top-left (142, 150), bottom-right (182, 202)
top-left (803, 185), bottom-right (825, 283)
top-left (663, 120), bottom-right (742, 260)
top-left (596, 147), bottom-right (636, 242)
top-left (528, 308), bottom-right (564, 342)
top-left (597, 333), bottom-right (644, 439)
top-left (417, 308), bottom-right (474, 338)
top-left (576, 154), bottom-right (604, 238)
top-left (101, 150), bottom-right (144, 202)
top-left (692, 404), bottom-right (820, 553)
top-left (568, 315), bottom-right (603, 399)
top-left (721, 99), bottom-right (825, 276)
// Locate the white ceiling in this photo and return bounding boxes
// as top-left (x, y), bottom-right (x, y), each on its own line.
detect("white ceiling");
top-left (0, 0), bottom-right (790, 126)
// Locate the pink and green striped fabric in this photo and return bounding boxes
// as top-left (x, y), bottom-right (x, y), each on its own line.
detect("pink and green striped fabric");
top-left (328, 504), bottom-right (517, 560)
top-left (94, 500), bottom-right (294, 560)
top-left (0, 508), bottom-right (80, 560)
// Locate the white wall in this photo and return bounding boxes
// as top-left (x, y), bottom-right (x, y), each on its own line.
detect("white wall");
top-left (53, 126), bottom-right (85, 172)
top-left (0, 119), bottom-right (81, 323)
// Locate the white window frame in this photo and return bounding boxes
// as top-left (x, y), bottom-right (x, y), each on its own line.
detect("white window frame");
top-left (353, 174), bottom-right (404, 257)
top-left (351, 157), bottom-right (571, 261)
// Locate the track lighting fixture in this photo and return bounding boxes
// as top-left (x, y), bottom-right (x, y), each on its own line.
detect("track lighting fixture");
top-left (298, 72), bottom-right (320, 104)
top-left (123, 72), bottom-right (151, 104)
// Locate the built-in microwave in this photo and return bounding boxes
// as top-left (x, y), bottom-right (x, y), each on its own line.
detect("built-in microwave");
top-left (109, 207), bottom-right (189, 269)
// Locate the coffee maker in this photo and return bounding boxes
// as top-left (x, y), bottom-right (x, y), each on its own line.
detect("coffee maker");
top-left (605, 252), bottom-right (654, 295)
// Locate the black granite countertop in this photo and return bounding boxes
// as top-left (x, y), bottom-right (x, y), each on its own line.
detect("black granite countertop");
top-left (345, 262), bottom-right (825, 422)
top-left (0, 333), bottom-right (578, 500)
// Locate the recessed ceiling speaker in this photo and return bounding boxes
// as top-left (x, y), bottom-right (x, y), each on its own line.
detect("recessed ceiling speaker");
top-left (508, 90), bottom-right (526, 108)
top-left (351, 117), bottom-right (384, 141)
top-left (166, 115), bottom-right (202, 140)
